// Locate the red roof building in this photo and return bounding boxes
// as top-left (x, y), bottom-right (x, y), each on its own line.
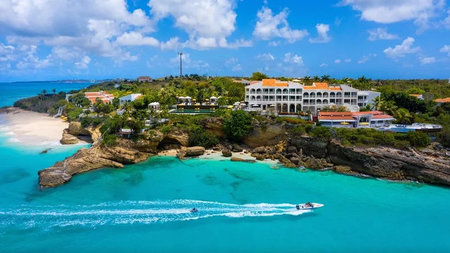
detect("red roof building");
top-left (318, 111), bottom-right (394, 128)
top-left (85, 91), bottom-right (115, 104)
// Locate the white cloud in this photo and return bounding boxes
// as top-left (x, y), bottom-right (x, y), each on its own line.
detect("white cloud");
top-left (341, 0), bottom-right (444, 27)
top-left (149, 0), bottom-right (248, 49)
top-left (384, 37), bottom-right (420, 58)
top-left (440, 44), bottom-right (450, 55)
top-left (253, 7), bottom-right (308, 43)
top-left (334, 59), bottom-right (342, 64)
top-left (320, 63), bottom-right (328, 67)
top-left (358, 54), bottom-right (377, 64)
top-left (284, 53), bottom-right (303, 65)
top-left (256, 53), bottom-right (275, 61)
top-left (0, 43), bottom-right (16, 62)
top-left (116, 32), bottom-right (159, 47)
top-left (309, 24), bottom-right (331, 43)
top-left (0, 0), bottom-right (154, 69)
top-left (419, 56), bottom-right (436, 64)
top-left (368, 28), bottom-right (399, 41)
top-left (75, 56), bottom-right (91, 69)
top-left (443, 10), bottom-right (450, 28)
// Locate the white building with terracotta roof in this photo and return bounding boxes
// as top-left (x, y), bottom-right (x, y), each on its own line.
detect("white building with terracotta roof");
top-left (318, 111), bottom-right (394, 128)
top-left (85, 91), bottom-right (115, 104)
top-left (244, 79), bottom-right (378, 114)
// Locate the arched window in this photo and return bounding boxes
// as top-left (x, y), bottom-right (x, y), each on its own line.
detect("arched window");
top-left (276, 89), bottom-right (282, 94)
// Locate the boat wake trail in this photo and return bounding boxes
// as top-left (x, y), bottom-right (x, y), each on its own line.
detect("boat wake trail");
top-left (0, 200), bottom-right (312, 229)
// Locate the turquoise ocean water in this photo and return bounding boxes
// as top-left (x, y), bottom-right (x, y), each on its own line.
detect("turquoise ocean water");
top-left (0, 81), bottom-right (94, 107)
top-left (1, 83), bottom-right (450, 252)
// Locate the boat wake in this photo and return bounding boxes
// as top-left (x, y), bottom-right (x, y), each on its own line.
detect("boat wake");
top-left (0, 200), bottom-right (315, 229)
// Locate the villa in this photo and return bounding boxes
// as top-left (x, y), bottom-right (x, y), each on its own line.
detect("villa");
top-left (318, 111), bottom-right (395, 128)
top-left (119, 93), bottom-right (142, 105)
top-left (244, 79), bottom-right (380, 114)
top-left (137, 76), bottom-right (152, 82)
top-left (84, 91), bottom-right (114, 104)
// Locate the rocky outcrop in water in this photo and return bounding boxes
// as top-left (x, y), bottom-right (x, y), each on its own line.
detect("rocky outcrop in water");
top-left (177, 146), bottom-right (206, 159)
top-left (39, 135), bottom-right (163, 188)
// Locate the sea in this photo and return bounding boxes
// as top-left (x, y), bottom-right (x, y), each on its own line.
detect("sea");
top-left (1, 82), bottom-right (450, 252)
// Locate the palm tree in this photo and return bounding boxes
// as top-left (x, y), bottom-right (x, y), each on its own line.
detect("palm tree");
top-left (312, 76), bottom-right (320, 82)
top-left (394, 108), bottom-right (413, 124)
top-left (321, 75), bottom-right (330, 82)
top-left (52, 88), bottom-right (56, 94)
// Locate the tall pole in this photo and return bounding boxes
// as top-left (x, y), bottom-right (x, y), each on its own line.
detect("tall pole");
top-left (179, 52), bottom-right (183, 78)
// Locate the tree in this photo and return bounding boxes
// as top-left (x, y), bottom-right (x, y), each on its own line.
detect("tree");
top-left (394, 108), bottom-right (413, 124)
top-left (321, 75), bottom-right (330, 82)
top-left (250, 72), bottom-right (268, 81)
top-left (223, 110), bottom-right (253, 142)
top-left (52, 88), bottom-right (56, 94)
top-left (70, 93), bottom-right (91, 107)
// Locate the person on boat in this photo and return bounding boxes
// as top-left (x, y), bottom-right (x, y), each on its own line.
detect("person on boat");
top-left (296, 204), bottom-right (300, 210)
top-left (305, 202), bottom-right (313, 208)
top-left (190, 208), bottom-right (198, 213)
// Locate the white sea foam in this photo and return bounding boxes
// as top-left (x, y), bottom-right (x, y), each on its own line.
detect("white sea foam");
top-left (0, 199), bottom-right (319, 229)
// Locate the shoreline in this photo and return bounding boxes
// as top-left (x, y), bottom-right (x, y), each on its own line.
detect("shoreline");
top-left (0, 107), bottom-right (87, 149)
top-left (158, 148), bottom-right (281, 167)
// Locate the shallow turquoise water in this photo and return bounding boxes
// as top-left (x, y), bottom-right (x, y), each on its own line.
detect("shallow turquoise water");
top-left (0, 133), bottom-right (450, 252)
top-left (0, 81), bottom-right (93, 107)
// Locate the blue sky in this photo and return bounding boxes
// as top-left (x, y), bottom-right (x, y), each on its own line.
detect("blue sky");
top-left (0, 0), bottom-right (449, 82)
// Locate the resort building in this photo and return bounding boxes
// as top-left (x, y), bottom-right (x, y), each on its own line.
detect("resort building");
top-left (119, 93), bottom-right (142, 105)
top-left (137, 76), bottom-right (152, 82)
top-left (244, 79), bottom-right (378, 114)
top-left (318, 111), bottom-right (395, 128)
top-left (410, 94), bottom-right (424, 100)
top-left (245, 79), bottom-right (304, 113)
top-left (84, 91), bottom-right (114, 104)
top-left (357, 91), bottom-right (381, 108)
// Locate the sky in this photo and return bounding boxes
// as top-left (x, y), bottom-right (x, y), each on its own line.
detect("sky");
top-left (0, 0), bottom-right (449, 82)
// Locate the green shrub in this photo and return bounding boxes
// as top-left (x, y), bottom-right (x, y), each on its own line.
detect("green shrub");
top-left (223, 110), bottom-right (253, 142)
top-left (437, 128), bottom-right (450, 147)
top-left (67, 108), bottom-right (83, 122)
top-left (102, 134), bottom-right (117, 147)
top-left (189, 128), bottom-right (219, 148)
top-left (407, 131), bottom-right (431, 147)
top-left (160, 124), bottom-right (173, 135)
top-left (310, 126), bottom-right (332, 142)
top-left (290, 125), bottom-right (306, 135)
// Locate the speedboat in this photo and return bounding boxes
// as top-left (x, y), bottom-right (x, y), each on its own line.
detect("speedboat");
top-left (190, 208), bottom-right (198, 213)
top-left (296, 202), bottom-right (324, 210)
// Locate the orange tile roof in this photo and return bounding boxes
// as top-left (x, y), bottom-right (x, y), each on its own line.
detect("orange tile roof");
top-left (303, 82), bottom-right (341, 91)
top-left (262, 79), bottom-right (288, 87)
top-left (85, 91), bottom-right (114, 104)
top-left (318, 116), bottom-right (355, 121)
top-left (434, 97), bottom-right (450, 103)
top-left (409, 94), bottom-right (422, 97)
top-left (318, 111), bottom-right (393, 120)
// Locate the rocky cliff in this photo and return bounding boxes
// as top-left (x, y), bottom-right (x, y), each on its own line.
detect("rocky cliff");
top-left (39, 132), bottom-right (164, 188)
top-left (288, 136), bottom-right (450, 186)
top-left (41, 121), bottom-right (450, 188)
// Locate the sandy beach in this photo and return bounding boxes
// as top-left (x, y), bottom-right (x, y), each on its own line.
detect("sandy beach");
top-left (0, 108), bottom-right (68, 147)
top-left (158, 148), bottom-right (281, 167)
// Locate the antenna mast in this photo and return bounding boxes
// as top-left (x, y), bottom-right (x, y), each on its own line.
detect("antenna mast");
top-left (179, 52), bottom-right (183, 78)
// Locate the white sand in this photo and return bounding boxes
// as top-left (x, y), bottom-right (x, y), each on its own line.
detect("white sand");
top-left (0, 108), bottom-right (68, 147)
top-left (158, 148), bottom-right (281, 168)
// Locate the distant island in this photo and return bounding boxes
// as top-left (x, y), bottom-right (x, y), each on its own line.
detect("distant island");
top-left (10, 73), bottom-right (450, 188)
